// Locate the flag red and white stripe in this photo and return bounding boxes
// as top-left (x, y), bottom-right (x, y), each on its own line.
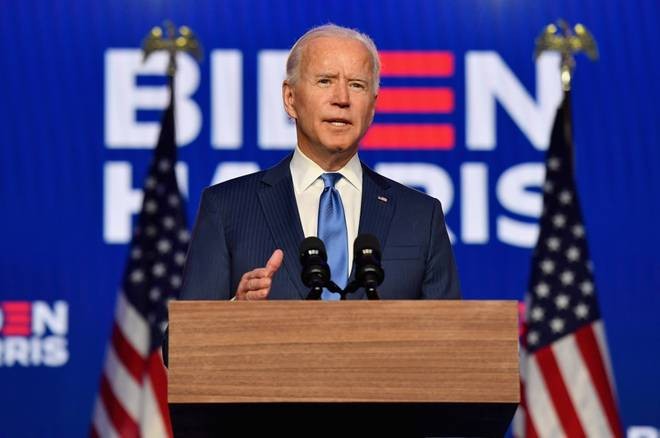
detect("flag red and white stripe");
top-left (515, 320), bottom-right (622, 437)
top-left (91, 296), bottom-right (173, 438)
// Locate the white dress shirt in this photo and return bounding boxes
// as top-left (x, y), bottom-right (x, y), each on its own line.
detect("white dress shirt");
top-left (289, 146), bottom-right (363, 275)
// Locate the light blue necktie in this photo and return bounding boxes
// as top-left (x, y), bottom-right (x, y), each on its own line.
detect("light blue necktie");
top-left (317, 173), bottom-right (348, 300)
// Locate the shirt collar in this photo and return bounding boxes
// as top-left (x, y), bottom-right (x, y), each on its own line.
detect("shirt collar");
top-left (290, 146), bottom-right (363, 194)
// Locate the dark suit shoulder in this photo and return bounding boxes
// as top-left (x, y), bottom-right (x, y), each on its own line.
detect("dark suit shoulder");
top-left (204, 154), bottom-right (292, 201)
top-left (205, 169), bottom-right (267, 195)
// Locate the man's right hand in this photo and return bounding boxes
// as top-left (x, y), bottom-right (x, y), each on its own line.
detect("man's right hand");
top-left (234, 249), bottom-right (284, 300)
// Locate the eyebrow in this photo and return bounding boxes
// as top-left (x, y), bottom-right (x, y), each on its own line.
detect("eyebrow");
top-left (314, 73), bottom-right (369, 83)
top-left (314, 72), bottom-right (338, 79)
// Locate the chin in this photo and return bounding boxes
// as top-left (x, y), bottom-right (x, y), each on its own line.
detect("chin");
top-left (322, 138), bottom-right (358, 153)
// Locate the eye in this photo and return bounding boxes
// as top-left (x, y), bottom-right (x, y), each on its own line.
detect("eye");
top-left (317, 78), bottom-right (331, 86)
top-left (350, 81), bottom-right (367, 90)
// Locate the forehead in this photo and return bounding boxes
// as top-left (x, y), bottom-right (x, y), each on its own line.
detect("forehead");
top-left (301, 36), bottom-right (373, 76)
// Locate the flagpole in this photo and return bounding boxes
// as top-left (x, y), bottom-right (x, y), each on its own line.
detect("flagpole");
top-left (91, 22), bottom-right (203, 438)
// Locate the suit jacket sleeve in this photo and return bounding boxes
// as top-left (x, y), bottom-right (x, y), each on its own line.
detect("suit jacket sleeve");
top-left (422, 199), bottom-right (461, 299)
top-left (179, 188), bottom-right (232, 300)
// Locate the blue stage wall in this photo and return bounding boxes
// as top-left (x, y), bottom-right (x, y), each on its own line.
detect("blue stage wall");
top-left (0, 1), bottom-right (658, 436)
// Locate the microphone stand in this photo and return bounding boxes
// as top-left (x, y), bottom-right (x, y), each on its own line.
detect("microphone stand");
top-left (305, 286), bottom-right (323, 300)
top-left (305, 281), bottom-right (343, 300)
top-left (338, 281), bottom-right (380, 300)
top-left (364, 287), bottom-right (380, 300)
top-left (305, 278), bottom-right (381, 300)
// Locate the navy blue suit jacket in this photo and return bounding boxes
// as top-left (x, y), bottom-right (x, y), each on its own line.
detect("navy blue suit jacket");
top-left (180, 155), bottom-right (460, 300)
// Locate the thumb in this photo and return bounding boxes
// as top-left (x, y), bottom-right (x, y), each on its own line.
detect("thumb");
top-left (265, 249), bottom-right (284, 277)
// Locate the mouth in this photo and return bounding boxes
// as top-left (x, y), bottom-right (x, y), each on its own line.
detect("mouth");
top-left (324, 118), bottom-right (352, 127)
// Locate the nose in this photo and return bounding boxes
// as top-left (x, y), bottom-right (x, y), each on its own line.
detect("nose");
top-left (331, 81), bottom-right (350, 108)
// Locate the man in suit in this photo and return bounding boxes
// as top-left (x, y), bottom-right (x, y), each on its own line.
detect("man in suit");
top-left (180, 24), bottom-right (460, 301)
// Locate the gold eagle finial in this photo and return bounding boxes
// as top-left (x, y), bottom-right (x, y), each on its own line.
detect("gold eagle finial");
top-left (142, 21), bottom-right (203, 76)
top-left (535, 20), bottom-right (598, 91)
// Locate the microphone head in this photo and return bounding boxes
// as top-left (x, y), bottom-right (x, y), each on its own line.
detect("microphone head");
top-left (299, 237), bottom-right (330, 288)
top-left (299, 236), bottom-right (327, 262)
top-left (354, 233), bottom-right (381, 260)
top-left (353, 234), bottom-right (384, 287)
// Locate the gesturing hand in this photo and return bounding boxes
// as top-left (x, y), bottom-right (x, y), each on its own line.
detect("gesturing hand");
top-left (234, 249), bottom-right (284, 300)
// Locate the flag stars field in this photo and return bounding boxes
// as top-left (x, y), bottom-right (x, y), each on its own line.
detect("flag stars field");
top-left (554, 294), bottom-right (570, 310)
top-left (560, 270), bottom-right (575, 286)
top-left (572, 224), bottom-right (585, 238)
top-left (535, 282), bottom-right (550, 298)
top-left (550, 317), bottom-right (565, 333)
top-left (548, 156), bottom-right (561, 171)
top-left (566, 246), bottom-right (580, 262)
top-left (174, 252), bottom-right (186, 266)
top-left (158, 159), bottom-right (171, 172)
top-left (546, 236), bottom-right (561, 251)
top-left (157, 239), bottom-right (172, 254)
top-left (531, 306), bottom-right (545, 322)
top-left (540, 259), bottom-right (555, 274)
top-left (558, 190), bottom-right (573, 205)
top-left (580, 280), bottom-right (594, 296)
top-left (544, 181), bottom-right (554, 194)
top-left (552, 214), bottom-right (566, 228)
top-left (574, 303), bottom-right (589, 319)
top-left (162, 217), bottom-right (175, 230)
top-left (130, 270), bottom-right (144, 283)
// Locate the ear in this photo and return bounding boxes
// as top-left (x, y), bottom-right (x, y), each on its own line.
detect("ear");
top-left (282, 81), bottom-right (298, 120)
top-left (368, 93), bottom-right (377, 123)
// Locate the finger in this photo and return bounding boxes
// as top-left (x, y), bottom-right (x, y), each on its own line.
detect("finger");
top-left (242, 267), bottom-right (272, 280)
top-left (236, 276), bottom-right (250, 295)
top-left (236, 275), bottom-right (271, 297)
top-left (246, 289), bottom-right (269, 300)
top-left (265, 249), bottom-right (284, 277)
top-left (247, 277), bottom-right (271, 291)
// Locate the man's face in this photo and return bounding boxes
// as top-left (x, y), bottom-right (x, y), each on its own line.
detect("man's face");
top-left (283, 36), bottom-right (377, 169)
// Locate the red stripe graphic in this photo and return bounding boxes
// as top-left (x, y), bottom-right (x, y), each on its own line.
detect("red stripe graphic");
top-left (379, 51), bottom-right (454, 77)
top-left (2, 301), bottom-right (30, 313)
top-left (2, 326), bottom-right (31, 336)
top-left (111, 323), bottom-right (146, 382)
top-left (575, 324), bottom-right (623, 437)
top-left (99, 374), bottom-right (140, 437)
top-left (535, 346), bottom-right (587, 436)
top-left (376, 87), bottom-right (454, 113)
top-left (361, 124), bottom-right (454, 149)
top-left (148, 351), bottom-right (174, 438)
top-left (1, 302), bottom-right (32, 336)
top-left (5, 314), bottom-right (30, 325)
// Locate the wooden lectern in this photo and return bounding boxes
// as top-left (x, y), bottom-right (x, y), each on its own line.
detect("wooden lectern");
top-left (168, 300), bottom-right (519, 437)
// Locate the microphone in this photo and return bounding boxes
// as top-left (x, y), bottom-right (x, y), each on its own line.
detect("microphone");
top-left (353, 234), bottom-right (384, 300)
top-left (299, 237), bottom-right (331, 300)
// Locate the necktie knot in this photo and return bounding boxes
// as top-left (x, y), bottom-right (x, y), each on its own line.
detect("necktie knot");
top-left (321, 173), bottom-right (342, 189)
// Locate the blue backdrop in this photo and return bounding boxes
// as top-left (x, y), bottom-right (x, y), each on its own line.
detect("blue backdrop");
top-left (0, 1), bottom-right (658, 436)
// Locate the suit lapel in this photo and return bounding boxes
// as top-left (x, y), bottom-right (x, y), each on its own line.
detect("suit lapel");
top-left (258, 155), bottom-right (307, 298)
top-left (349, 163), bottom-right (395, 300)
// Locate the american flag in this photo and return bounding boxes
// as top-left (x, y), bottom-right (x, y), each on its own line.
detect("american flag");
top-left (92, 79), bottom-right (188, 437)
top-left (513, 94), bottom-right (623, 437)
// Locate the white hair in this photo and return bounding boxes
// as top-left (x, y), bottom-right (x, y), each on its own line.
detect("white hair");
top-left (285, 23), bottom-right (380, 94)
